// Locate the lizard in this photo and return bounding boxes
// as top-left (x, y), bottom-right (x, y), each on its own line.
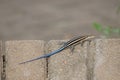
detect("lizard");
top-left (19, 35), bottom-right (95, 64)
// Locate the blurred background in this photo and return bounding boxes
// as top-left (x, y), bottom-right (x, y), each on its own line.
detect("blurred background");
top-left (0, 0), bottom-right (120, 40)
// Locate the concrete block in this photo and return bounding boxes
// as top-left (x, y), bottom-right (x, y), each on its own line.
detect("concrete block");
top-left (48, 40), bottom-right (93, 80)
top-left (5, 40), bottom-right (46, 80)
top-left (94, 39), bottom-right (120, 80)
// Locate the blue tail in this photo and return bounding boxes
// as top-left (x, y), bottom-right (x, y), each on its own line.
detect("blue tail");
top-left (19, 47), bottom-right (65, 64)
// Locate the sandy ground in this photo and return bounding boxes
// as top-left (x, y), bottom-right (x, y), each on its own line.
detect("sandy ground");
top-left (0, 0), bottom-right (120, 40)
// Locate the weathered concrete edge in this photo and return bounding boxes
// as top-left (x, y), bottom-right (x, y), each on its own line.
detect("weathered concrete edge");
top-left (85, 40), bottom-right (96, 80)
top-left (0, 41), bottom-right (5, 80)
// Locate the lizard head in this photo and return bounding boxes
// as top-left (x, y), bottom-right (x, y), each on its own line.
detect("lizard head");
top-left (86, 35), bottom-right (95, 40)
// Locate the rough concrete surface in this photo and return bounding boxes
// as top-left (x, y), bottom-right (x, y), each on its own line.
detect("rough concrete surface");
top-left (86, 41), bottom-right (96, 80)
top-left (0, 39), bottom-right (120, 80)
top-left (48, 40), bottom-right (94, 80)
top-left (94, 39), bottom-right (120, 80)
top-left (0, 0), bottom-right (120, 40)
top-left (5, 41), bottom-right (46, 80)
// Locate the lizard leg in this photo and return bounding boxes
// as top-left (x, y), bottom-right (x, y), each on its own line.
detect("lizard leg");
top-left (85, 40), bottom-right (92, 45)
top-left (69, 45), bottom-right (75, 54)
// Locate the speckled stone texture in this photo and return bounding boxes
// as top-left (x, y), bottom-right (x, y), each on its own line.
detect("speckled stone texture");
top-left (5, 41), bottom-right (46, 80)
top-left (48, 40), bottom-right (94, 80)
top-left (94, 39), bottom-right (120, 80)
top-left (3, 39), bottom-right (120, 80)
